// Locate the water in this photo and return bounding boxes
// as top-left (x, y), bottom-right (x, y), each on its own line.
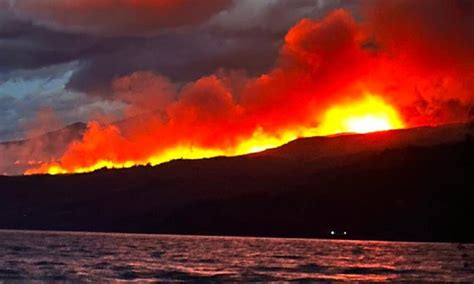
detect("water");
top-left (0, 230), bottom-right (473, 281)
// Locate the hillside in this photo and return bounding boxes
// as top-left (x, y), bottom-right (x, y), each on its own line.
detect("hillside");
top-left (0, 123), bottom-right (473, 242)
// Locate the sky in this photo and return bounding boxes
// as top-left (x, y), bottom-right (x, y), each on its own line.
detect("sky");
top-left (0, 0), bottom-right (357, 141)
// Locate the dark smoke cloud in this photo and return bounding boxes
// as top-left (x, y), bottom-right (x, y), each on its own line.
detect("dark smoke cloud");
top-left (64, 31), bottom-right (281, 95)
top-left (0, 16), bottom-right (101, 71)
top-left (209, 0), bottom-right (360, 34)
top-left (8, 0), bottom-right (232, 36)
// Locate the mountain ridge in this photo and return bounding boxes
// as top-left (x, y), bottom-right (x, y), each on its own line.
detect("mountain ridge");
top-left (0, 122), bottom-right (472, 242)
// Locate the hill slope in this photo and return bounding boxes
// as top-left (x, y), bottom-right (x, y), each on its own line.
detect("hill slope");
top-left (0, 123), bottom-right (473, 242)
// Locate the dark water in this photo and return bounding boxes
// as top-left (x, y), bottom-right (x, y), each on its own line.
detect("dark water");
top-left (0, 230), bottom-right (473, 281)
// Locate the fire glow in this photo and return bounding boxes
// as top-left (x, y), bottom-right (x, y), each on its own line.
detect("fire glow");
top-left (317, 95), bottom-right (404, 134)
top-left (26, 94), bottom-right (404, 175)
top-left (8, 1), bottom-right (471, 176)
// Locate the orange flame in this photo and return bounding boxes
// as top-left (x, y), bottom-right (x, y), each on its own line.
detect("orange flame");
top-left (317, 94), bottom-right (405, 135)
top-left (25, 93), bottom-right (404, 175)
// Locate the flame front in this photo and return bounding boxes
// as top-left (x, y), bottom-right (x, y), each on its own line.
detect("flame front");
top-left (26, 94), bottom-right (404, 175)
top-left (317, 95), bottom-right (404, 135)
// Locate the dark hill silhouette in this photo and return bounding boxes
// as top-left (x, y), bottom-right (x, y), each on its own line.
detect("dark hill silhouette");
top-left (255, 123), bottom-right (470, 160)
top-left (0, 122), bottom-right (472, 242)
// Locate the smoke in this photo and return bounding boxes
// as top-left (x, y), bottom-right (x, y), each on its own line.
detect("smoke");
top-left (365, 0), bottom-right (473, 72)
top-left (2, 0), bottom-right (473, 174)
top-left (0, 109), bottom-right (85, 175)
top-left (360, 0), bottom-right (474, 125)
top-left (112, 72), bottom-right (177, 117)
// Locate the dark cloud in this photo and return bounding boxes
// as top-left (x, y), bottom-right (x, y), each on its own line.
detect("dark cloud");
top-left (1, 1), bottom-right (360, 94)
top-left (0, 16), bottom-right (103, 71)
top-left (209, 0), bottom-right (360, 34)
top-left (8, 0), bottom-right (233, 36)
top-left (65, 31), bottom-right (280, 95)
top-left (63, 0), bottom-right (360, 95)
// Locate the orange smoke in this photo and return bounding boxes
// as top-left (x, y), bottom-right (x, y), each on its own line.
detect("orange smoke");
top-left (24, 4), bottom-right (473, 175)
top-left (26, 93), bottom-right (404, 175)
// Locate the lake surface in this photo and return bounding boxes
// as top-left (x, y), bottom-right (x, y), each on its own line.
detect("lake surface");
top-left (0, 230), bottom-right (473, 281)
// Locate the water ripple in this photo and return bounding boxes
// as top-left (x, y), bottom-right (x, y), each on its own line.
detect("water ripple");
top-left (0, 230), bottom-right (473, 281)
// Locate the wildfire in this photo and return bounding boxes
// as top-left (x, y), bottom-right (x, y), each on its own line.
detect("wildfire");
top-left (316, 95), bottom-right (405, 135)
top-left (26, 128), bottom-right (301, 175)
top-left (5, 2), bottom-right (470, 178)
top-left (25, 93), bottom-right (404, 175)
